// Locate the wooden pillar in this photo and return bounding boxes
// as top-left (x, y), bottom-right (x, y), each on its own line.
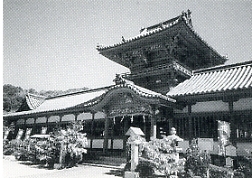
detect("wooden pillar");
top-left (45, 116), bottom-right (49, 134)
top-left (222, 97), bottom-right (237, 145)
top-left (150, 105), bottom-right (157, 139)
top-left (188, 103), bottom-right (194, 140)
top-left (103, 111), bottom-right (109, 154)
top-left (168, 116), bottom-right (173, 131)
top-left (123, 116), bottom-right (129, 155)
top-left (228, 101), bottom-right (236, 144)
top-left (177, 118), bottom-right (180, 136)
top-left (197, 117), bottom-right (200, 138)
top-left (74, 113), bottom-right (78, 122)
top-left (182, 118), bottom-right (185, 138)
top-left (90, 112), bottom-right (95, 149)
top-left (111, 117), bottom-right (115, 150)
top-left (58, 114), bottom-right (64, 129)
top-left (33, 116), bottom-right (37, 134)
top-left (166, 110), bottom-right (175, 134)
top-left (143, 115), bottom-right (147, 139)
top-left (206, 116), bottom-right (210, 137)
top-left (24, 118), bottom-right (27, 126)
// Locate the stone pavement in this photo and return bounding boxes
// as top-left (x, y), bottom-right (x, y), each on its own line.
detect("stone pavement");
top-left (3, 156), bottom-right (123, 178)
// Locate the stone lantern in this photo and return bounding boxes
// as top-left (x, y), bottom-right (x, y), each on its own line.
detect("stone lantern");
top-left (125, 127), bottom-right (145, 178)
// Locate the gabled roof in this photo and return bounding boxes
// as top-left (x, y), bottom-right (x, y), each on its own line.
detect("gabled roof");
top-left (26, 93), bottom-right (46, 109)
top-left (167, 61), bottom-right (252, 98)
top-left (108, 83), bottom-right (175, 102)
top-left (4, 83), bottom-right (175, 118)
top-left (16, 93), bottom-right (46, 112)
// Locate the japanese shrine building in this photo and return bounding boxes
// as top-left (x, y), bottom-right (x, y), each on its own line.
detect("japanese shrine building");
top-left (3, 10), bottom-right (252, 156)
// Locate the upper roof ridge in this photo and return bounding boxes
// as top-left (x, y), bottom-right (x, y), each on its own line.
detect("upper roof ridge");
top-left (142, 9), bottom-right (192, 33)
top-left (97, 10), bottom-right (193, 50)
top-left (194, 60), bottom-right (252, 74)
top-left (27, 92), bottom-right (46, 99)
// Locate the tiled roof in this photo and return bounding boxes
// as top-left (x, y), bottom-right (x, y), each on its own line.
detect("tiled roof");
top-left (96, 10), bottom-right (221, 58)
top-left (4, 88), bottom-right (109, 117)
top-left (4, 83), bottom-right (175, 118)
top-left (97, 14), bottom-right (184, 50)
top-left (167, 61), bottom-right (252, 97)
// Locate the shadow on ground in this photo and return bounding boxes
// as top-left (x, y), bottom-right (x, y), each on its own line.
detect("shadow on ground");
top-left (19, 161), bottom-right (55, 170)
top-left (105, 169), bottom-right (124, 177)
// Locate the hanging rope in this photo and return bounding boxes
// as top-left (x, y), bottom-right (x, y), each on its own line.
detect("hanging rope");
top-left (131, 115), bottom-right (134, 123)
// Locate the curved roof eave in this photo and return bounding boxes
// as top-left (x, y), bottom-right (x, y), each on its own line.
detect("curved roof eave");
top-left (3, 83), bottom-right (175, 119)
top-left (86, 83), bottom-right (176, 112)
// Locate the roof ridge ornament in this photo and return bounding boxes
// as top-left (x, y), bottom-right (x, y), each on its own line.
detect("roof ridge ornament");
top-left (113, 74), bottom-right (135, 85)
top-left (182, 9), bottom-right (193, 28)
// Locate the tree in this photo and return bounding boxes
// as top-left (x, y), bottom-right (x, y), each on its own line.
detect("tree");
top-left (3, 84), bottom-right (25, 112)
top-left (3, 95), bottom-right (11, 111)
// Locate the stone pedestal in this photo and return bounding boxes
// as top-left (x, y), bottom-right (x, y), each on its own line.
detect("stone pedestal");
top-left (225, 157), bottom-right (234, 168)
top-left (58, 141), bottom-right (66, 168)
top-left (170, 175), bottom-right (178, 178)
top-left (124, 171), bottom-right (139, 178)
top-left (130, 142), bottom-right (140, 171)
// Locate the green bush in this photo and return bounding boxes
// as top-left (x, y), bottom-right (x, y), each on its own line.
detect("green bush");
top-left (4, 121), bottom-right (88, 169)
top-left (209, 164), bottom-right (234, 178)
top-left (136, 159), bottom-right (155, 178)
top-left (136, 137), bottom-right (185, 177)
top-left (184, 139), bottom-right (211, 178)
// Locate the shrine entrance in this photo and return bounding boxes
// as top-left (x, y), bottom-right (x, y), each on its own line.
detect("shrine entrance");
top-left (89, 84), bottom-right (176, 154)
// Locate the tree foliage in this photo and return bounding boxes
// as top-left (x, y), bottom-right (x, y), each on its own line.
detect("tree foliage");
top-left (3, 84), bottom-right (26, 112)
top-left (3, 84), bottom-right (89, 113)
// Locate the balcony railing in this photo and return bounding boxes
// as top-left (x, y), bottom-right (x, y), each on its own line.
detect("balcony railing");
top-left (120, 61), bottom-right (192, 80)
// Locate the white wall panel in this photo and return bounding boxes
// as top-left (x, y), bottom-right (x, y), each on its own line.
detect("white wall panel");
top-left (234, 98), bottom-right (252, 111)
top-left (192, 100), bottom-right (229, 113)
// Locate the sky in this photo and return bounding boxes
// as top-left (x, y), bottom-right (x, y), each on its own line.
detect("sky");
top-left (3, 0), bottom-right (252, 92)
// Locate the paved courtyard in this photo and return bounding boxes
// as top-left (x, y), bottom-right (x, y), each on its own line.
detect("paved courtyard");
top-left (3, 156), bottom-right (123, 178)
